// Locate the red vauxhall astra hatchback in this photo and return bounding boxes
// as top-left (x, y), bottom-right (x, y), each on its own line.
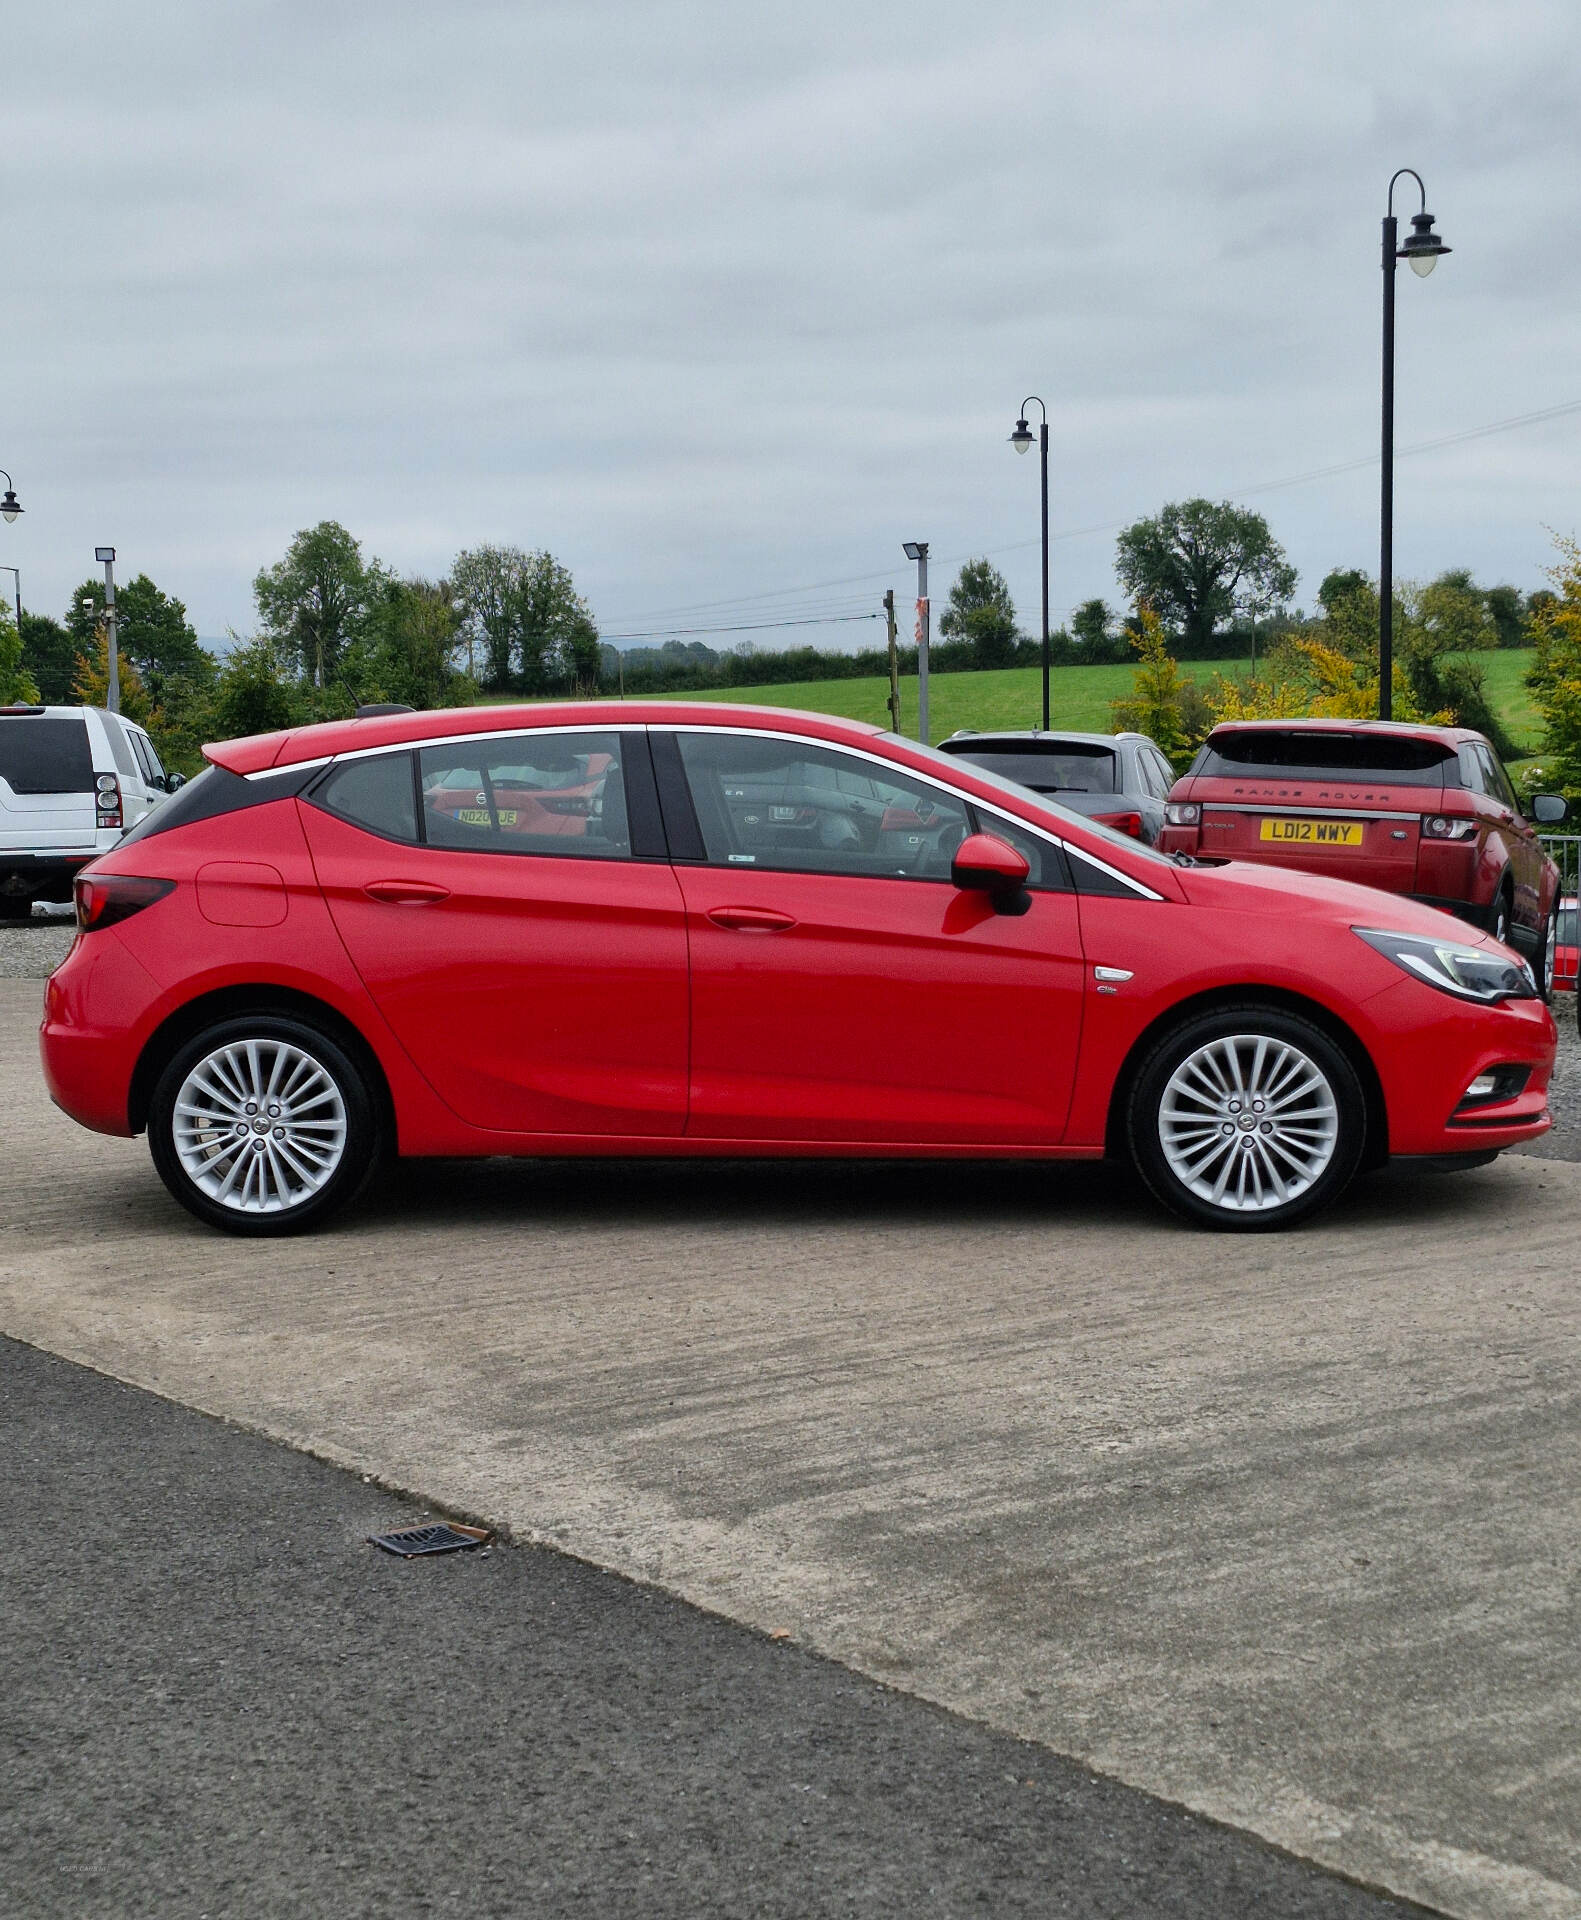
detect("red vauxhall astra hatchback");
top-left (41, 702), bottom-right (1555, 1235)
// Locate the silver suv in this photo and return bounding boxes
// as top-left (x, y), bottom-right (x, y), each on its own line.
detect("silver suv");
top-left (0, 704), bottom-right (180, 919)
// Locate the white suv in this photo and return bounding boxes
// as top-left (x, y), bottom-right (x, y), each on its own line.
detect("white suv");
top-left (0, 705), bottom-right (180, 919)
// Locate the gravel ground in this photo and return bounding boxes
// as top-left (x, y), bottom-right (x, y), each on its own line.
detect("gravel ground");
top-left (5, 911), bottom-right (1576, 1159)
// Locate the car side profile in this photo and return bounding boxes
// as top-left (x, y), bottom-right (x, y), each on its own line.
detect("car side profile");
top-left (41, 702), bottom-right (1555, 1236)
top-left (1157, 719), bottom-right (1566, 992)
top-left (934, 729), bottom-right (1176, 843)
top-left (1, 703), bottom-right (181, 918)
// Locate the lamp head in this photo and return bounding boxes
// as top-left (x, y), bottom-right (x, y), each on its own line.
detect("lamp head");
top-left (1009, 417), bottom-right (1034, 454)
top-left (902, 541), bottom-right (928, 562)
top-left (1401, 210), bottom-right (1450, 277)
top-left (0, 490), bottom-right (21, 524)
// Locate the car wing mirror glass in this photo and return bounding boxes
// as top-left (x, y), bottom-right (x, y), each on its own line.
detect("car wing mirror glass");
top-left (1532, 794), bottom-right (1566, 825)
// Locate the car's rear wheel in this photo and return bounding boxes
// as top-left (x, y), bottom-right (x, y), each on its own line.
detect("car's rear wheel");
top-left (1536, 895), bottom-right (1560, 1003)
top-left (1127, 1007), bottom-right (1366, 1231)
top-left (148, 1015), bottom-right (381, 1235)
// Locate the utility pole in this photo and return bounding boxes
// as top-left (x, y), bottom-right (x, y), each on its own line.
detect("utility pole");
top-left (883, 590), bottom-right (900, 732)
top-left (95, 547), bottom-right (120, 714)
top-left (903, 542), bottom-right (929, 743)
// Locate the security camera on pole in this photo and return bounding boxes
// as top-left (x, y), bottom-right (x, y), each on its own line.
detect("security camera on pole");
top-left (95, 547), bottom-right (120, 714)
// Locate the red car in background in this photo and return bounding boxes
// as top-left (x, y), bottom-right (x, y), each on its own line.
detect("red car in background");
top-left (41, 702), bottom-right (1556, 1238)
top-left (1158, 720), bottom-right (1567, 996)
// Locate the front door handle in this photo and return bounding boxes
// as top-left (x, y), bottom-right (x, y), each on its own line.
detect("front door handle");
top-left (707, 906), bottom-right (796, 932)
top-left (364, 880), bottom-right (451, 905)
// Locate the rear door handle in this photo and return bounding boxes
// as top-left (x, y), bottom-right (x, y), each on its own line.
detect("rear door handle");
top-left (707, 906), bottom-right (796, 932)
top-left (364, 880), bottom-right (451, 905)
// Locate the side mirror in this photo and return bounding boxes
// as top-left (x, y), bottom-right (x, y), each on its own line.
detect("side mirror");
top-left (951, 832), bottom-right (1031, 913)
top-left (1532, 794), bottom-right (1565, 825)
top-left (164, 772), bottom-right (186, 794)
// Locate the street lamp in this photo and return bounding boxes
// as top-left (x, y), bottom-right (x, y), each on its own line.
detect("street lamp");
top-left (1009, 397), bottom-right (1050, 730)
top-left (0, 470), bottom-right (21, 523)
top-left (95, 547), bottom-right (120, 715)
top-left (1379, 169), bottom-right (1450, 720)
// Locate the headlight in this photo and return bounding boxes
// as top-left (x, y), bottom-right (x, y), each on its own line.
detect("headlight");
top-left (1165, 801), bottom-right (1200, 826)
top-left (1353, 927), bottom-right (1537, 1003)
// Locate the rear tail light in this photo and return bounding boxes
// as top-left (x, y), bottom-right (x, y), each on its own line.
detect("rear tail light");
top-left (95, 773), bottom-right (123, 830)
top-left (74, 874), bottom-right (175, 933)
top-left (1093, 810), bottom-right (1144, 839)
top-left (1423, 814), bottom-right (1477, 841)
top-left (1164, 801), bottom-right (1200, 826)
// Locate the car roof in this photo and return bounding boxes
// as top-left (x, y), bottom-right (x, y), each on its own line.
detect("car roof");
top-left (1202, 717), bottom-right (1484, 748)
top-left (204, 701), bottom-right (890, 776)
top-left (940, 730), bottom-right (1145, 749)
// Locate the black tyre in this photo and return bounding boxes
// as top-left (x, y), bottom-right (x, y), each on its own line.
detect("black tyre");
top-left (1127, 1006), bottom-right (1367, 1231)
top-left (1489, 887), bottom-right (1513, 949)
top-left (1535, 894), bottom-right (1560, 1004)
top-left (148, 1014), bottom-right (383, 1236)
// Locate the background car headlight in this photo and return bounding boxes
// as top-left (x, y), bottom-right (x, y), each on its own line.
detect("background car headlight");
top-left (1353, 927), bottom-right (1537, 1003)
top-left (1164, 801), bottom-right (1200, 826)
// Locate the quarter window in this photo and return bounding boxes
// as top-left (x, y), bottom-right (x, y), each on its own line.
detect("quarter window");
top-left (418, 732), bottom-right (632, 858)
top-left (315, 751), bottom-right (419, 843)
top-left (676, 732), bottom-right (970, 880)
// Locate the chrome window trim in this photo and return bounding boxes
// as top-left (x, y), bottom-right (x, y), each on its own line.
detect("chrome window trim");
top-left (666, 723), bottom-right (1165, 901)
top-left (245, 721), bottom-right (652, 781)
top-left (1201, 802), bottom-right (1423, 822)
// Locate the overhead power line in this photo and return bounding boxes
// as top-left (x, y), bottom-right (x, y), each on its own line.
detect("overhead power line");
top-left (604, 396), bottom-right (1581, 630)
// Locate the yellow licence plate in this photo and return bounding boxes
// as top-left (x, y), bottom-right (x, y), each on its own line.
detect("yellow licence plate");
top-left (1259, 817), bottom-right (1364, 846)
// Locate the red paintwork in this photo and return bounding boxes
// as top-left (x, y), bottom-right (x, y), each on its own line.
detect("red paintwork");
top-left (1158, 718), bottom-right (1560, 948)
top-left (1556, 898), bottom-right (1577, 993)
top-left (42, 703), bottom-right (1555, 1177)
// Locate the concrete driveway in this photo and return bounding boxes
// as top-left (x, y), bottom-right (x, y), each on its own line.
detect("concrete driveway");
top-left (3, 973), bottom-right (1579, 1919)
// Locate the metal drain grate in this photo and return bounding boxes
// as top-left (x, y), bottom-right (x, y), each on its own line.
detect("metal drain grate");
top-left (368, 1522), bottom-right (493, 1558)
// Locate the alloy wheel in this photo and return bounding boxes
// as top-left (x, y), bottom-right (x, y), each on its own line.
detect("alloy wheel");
top-left (1157, 1033), bottom-right (1340, 1214)
top-left (172, 1037), bottom-right (349, 1215)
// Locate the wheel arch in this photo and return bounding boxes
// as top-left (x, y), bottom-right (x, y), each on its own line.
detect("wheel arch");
top-left (129, 983), bottom-right (396, 1143)
top-left (1103, 985), bottom-right (1389, 1171)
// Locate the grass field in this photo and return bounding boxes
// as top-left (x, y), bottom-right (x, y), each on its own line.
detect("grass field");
top-left (672, 649), bottom-right (1543, 750)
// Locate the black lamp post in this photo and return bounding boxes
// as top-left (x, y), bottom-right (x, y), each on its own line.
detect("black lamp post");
top-left (1379, 171), bottom-right (1449, 720)
top-left (1009, 397), bottom-right (1050, 730)
top-left (0, 471), bottom-right (22, 525)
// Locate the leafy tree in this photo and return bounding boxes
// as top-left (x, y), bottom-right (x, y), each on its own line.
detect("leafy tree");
top-left (1317, 568), bottom-right (1368, 614)
top-left (1116, 500), bottom-right (1297, 657)
top-left (254, 522), bottom-right (384, 688)
top-left (1485, 584), bottom-right (1527, 650)
top-left (1524, 535), bottom-right (1581, 802)
top-left (1109, 605), bottom-right (1202, 766)
top-left (359, 577), bottom-right (462, 709)
top-left (451, 545), bottom-right (599, 693)
top-left (18, 612), bottom-right (72, 702)
top-left (210, 638), bottom-right (311, 740)
top-left (0, 615), bottom-right (39, 704)
top-left (1068, 597), bottom-right (1128, 664)
top-left (70, 631), bottom-right (155, 725)
top-left (939, 559), bottom-right (1019, 670)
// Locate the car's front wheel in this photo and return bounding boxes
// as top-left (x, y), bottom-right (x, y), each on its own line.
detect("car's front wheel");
top-left (148, 1014), bottom-right (382, 1235)
top-left (1535, 895), bottom-right (1560, 1003)
top-left (1128, 1007), bottom-right (1366, 1231)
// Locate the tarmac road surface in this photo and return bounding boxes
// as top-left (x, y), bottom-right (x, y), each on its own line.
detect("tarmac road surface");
top-left (3, 961), bottom-right (1580, 1919)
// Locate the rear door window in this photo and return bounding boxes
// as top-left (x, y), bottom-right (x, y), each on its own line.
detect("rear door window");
top-left (99, 712), bottom-right (140, 780)
top-left (0, 716), bottom-right (94, 793)
top-left (418, 732), bottom-right (632, 858)
top-left (313, 752), bottom-right (419, 843)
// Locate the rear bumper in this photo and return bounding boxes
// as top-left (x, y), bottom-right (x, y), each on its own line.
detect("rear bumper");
top-left (0, 852), bottom-right (95, 901)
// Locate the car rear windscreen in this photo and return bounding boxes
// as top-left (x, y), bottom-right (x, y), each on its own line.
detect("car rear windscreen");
top-left (1194, 730), bottom-right (1456, 786)
top-left (0, 716), bottom-right (95, 793)
top-left (950, 744), bottom-right (1118, 793)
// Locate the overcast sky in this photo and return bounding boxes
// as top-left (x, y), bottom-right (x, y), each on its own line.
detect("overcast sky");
top-left (7, 0), bottom-right (1579, 651)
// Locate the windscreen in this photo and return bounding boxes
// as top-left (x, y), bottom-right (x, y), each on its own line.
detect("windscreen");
top-left (0, 716), bottom-right (94, 793)
top-left (1194, 729), bottom-right (1455, 786)
top-left (946, 743), bottom-right (1118, 793)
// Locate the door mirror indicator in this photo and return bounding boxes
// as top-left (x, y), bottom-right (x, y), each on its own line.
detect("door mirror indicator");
top-left (951, 833), bottom-right (1032, 913)
top-left (1532, 794), bottom-right (1566, 825)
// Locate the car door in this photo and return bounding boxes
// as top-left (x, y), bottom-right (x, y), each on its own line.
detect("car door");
top-left (1478, 744), bottom-right (1544, 942)
top-left (658, 727), bottom-right (1086, 1145)
top-left (298, 729), bottom-right (690, 1137)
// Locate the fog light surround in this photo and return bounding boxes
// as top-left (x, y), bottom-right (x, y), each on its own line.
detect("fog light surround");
top-left (1455, 1065), bottom-right (1532, 1112)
